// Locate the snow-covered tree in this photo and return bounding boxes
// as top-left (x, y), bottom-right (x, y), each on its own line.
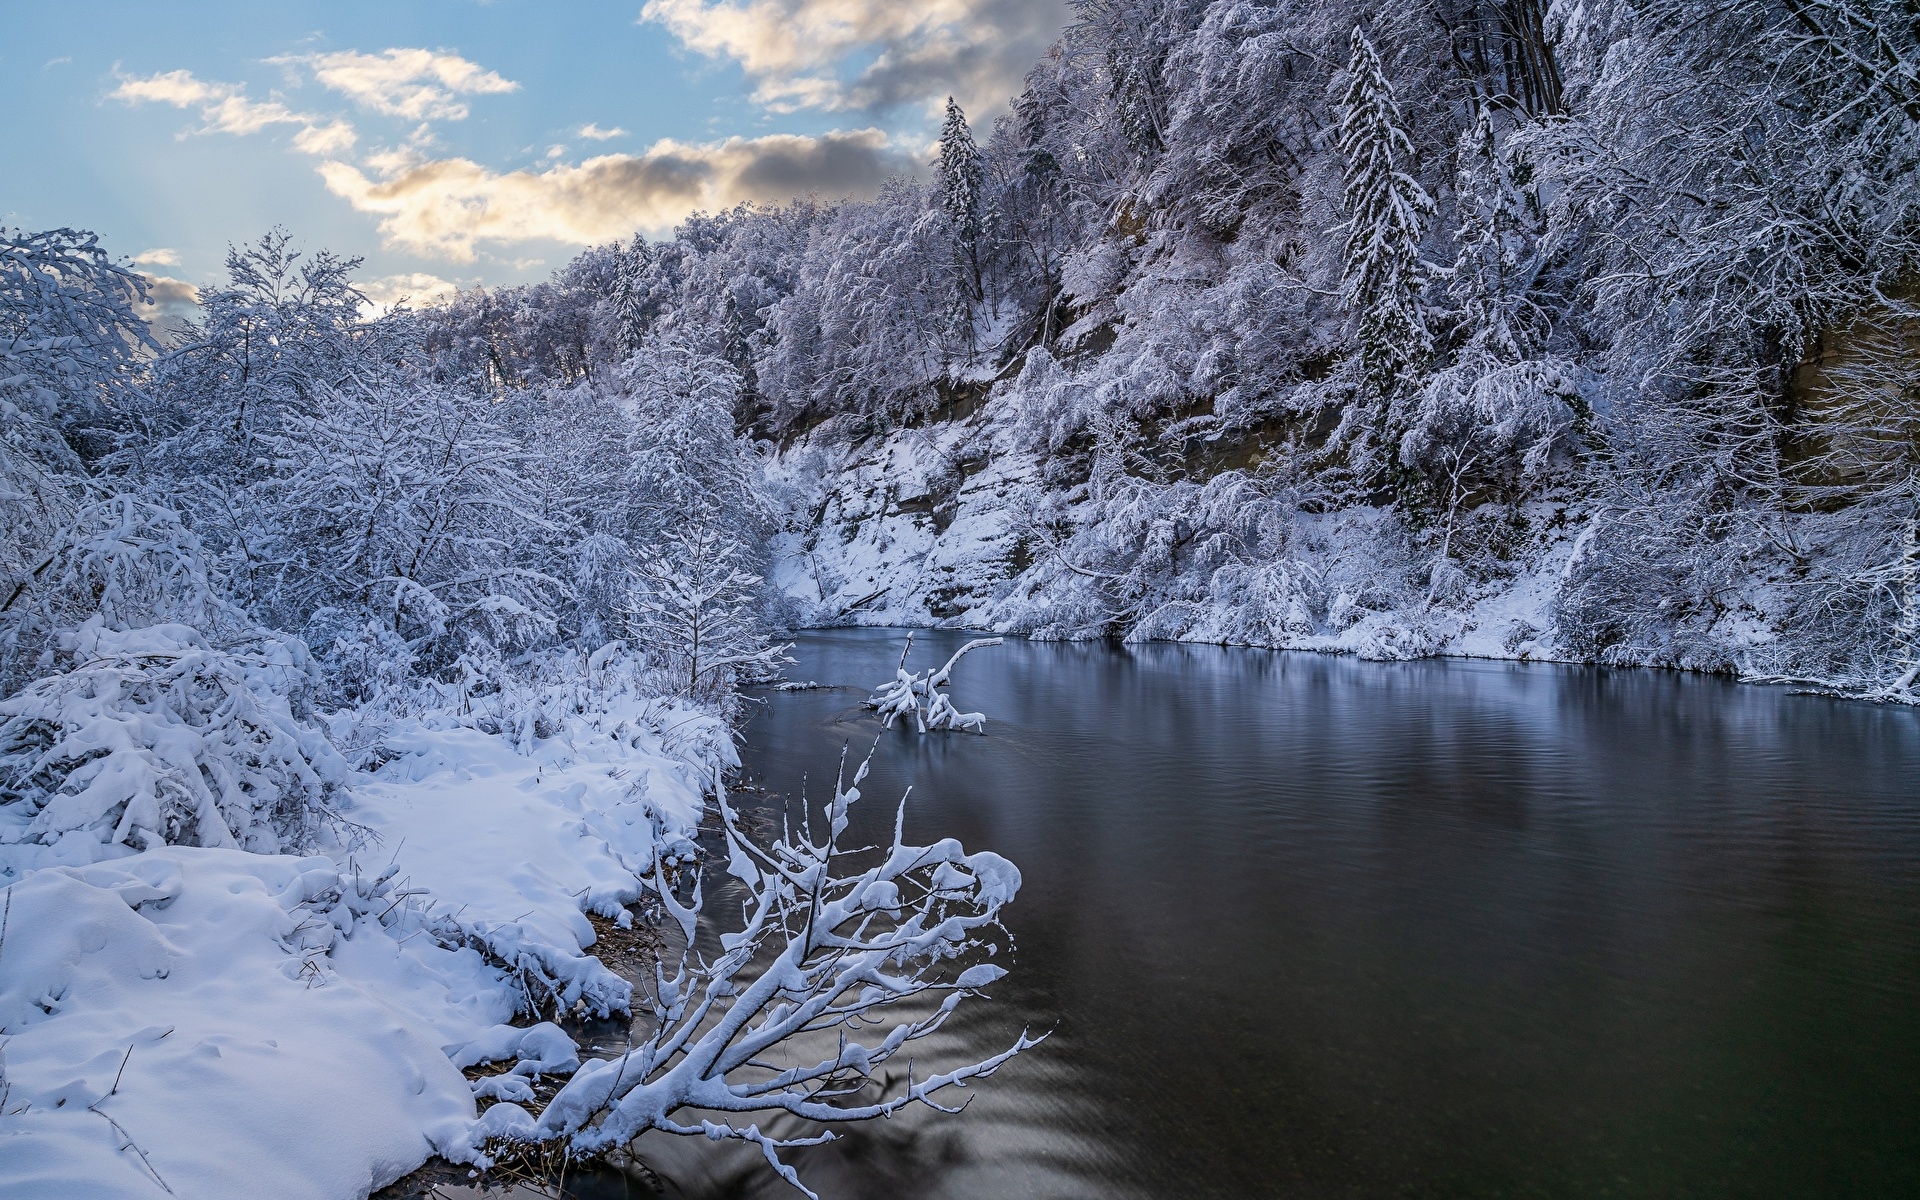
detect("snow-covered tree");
top-left (1, 228), bottom-right (155, 655)
top-left (141, 229), bottom-right (372, 484)
top-left (611, 234), bottom-right (653, 362)
top-left (1336, 28), bottom-right (1435, 397)
top-left (938, 97), bottom-right (987, 302)
top-left (621, 335), bottom-right (771, 546)
top-left (624, 518), bottom-right (788, 707)
top-left (1448, 106), bottom-right (1543, 362)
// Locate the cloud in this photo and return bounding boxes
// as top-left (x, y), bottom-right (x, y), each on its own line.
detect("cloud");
top-left (319, 129), bottom-right (917, 260)
top-left (111, 69), bottom-right (356, 156)
top-left (293, 120), bottom-right (358, 156)
top-left (640, 0), bottom-right (1071, 118)
top-left (135, 273), bottom-right (203, 326)
top-left (578, 123), bottom-right (626, 140)
top-left (273, 48), bottom-right (517, 121)
top-left (357, 271), bottom-right (463, 314)
top-left (131, 248), bottom-right (180, 266)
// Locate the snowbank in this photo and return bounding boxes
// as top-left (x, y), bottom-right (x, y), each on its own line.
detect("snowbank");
top-left (0, 848), bottom-right (481, 1200)
top-left (347, 693), bottom-right (725, 1019)
top-left (0, 681), bottom-right (733, 1199)
top-left (767, 411), bottom-right (1800, 675)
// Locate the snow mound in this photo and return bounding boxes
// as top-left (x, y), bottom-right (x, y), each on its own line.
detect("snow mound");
top-left (0, 848), bottom-right (488, 1200)
top-left (0, 619), bottom-right (349, 875)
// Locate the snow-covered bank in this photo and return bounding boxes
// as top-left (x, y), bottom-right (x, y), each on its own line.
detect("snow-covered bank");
top-left (766, 406), bottom-right (1811, 677)
top-left (0, 848), bottom-right (479, 1200)
top-left (0, 681), bottom-right (732, 1200)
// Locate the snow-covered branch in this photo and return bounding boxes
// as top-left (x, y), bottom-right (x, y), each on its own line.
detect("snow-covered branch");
top-left (476, 750), bottom-right (1038, 1195)
top-left (866, 633), bottom-right (1003, 734)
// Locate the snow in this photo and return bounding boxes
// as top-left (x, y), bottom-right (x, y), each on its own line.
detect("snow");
top-left (763, 409), bottom-right (1796, 675)
top-left (345, 694), bottom-right (723, 1019)
top-left (0, 848), bottom-right (479, 1200)
top-left (0, 688), bottom-right (732, 1200)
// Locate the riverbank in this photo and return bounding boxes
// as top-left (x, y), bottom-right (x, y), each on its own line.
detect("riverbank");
top-left (0, 683), bottom-right (728, 1200)
top-left (766, 415), bottom-right (1890, 693)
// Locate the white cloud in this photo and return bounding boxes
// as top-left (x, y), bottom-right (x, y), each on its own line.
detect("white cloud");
top-left (357, 271), bottom-right (463, 314)
top-left (111, 69), bottom-right (356, 156)
top-left (293, 120), bottom-right (358, 156)
top-left (640, 0), bottom-right (1071, 117)
top-left (136, 274), bottom-right (203, 327)
top-left (113, 69), bottom-right (228, 108)
top-left (578, 123), bottom-right (627, 140)
top-left (274, 48), bottom-right (517, 121)
top-left (318, 129), bottom-right (918, 261)
top-left (131, 247), bottom-right (180, 266)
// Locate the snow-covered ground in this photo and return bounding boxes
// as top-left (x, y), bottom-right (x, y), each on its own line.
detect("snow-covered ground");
top-left (0, 688), bottom-right (729, 1200)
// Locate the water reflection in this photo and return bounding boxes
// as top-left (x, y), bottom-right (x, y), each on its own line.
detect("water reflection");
top-left (722, 631), bottom-right (1920, 1199)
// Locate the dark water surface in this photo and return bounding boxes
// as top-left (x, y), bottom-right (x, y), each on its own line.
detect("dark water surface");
top-left (669, 628), bottom-right (1920, 1200)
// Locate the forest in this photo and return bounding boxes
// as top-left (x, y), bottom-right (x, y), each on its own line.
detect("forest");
top-left (3, 0), bottom-right (1919, 1195)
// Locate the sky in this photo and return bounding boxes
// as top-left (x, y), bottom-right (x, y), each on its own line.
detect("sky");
top-left (2, 0), bottom-right (1072, 314)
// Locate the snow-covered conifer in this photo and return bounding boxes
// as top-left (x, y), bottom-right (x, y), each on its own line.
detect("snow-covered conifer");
top-left (1336, 28), bottom-right (1435, 396)
top-left (938, 97), bottom-right (986, 302)
top-left (611, 233), bottom-right (653, 362)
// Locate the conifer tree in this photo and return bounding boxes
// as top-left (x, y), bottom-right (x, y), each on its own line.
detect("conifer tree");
top-left (1337, 29), bottom-right (1434, 396)
top-left (611, 233), bottom-right (651, 362)
top-left (937, 97), bottom-right (986, 303)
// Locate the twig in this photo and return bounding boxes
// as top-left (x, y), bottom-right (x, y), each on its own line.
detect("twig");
top-left (88, 1109), bottom-right (174, 1195)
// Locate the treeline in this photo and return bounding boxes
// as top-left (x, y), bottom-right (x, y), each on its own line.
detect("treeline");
top-left (431, 0), bottom-right (1918, 690)
top-left (7, 0), bottom-right (1919, 697)
top-left (0, 228), bottom-right (778, 720)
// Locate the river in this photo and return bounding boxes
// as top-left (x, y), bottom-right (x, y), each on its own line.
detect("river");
top-left (454, 628), bottom-right (1920, 1199)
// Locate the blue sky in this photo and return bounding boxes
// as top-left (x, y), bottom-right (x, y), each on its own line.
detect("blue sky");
top-left (2, 0), bottom-right (1069, 309)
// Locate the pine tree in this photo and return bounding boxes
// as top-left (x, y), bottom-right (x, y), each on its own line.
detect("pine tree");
top-left (611, 234), bottom-right (652, 362)
top-left (1337, 29), bottom-right (1435, 396)
top-left (937, 98), bottom-right (985, 303)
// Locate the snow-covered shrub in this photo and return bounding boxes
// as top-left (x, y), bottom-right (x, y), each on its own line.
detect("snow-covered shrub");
top-left (0, 494), bottom-right (351, 869)
top-left (1552, 495), bottom-right (1764, 671)
top-left (497, 754), bottom-right (1039, 1190)
top-left (0, 619), bottom-right (348, 869)
top-left (0, 496), bottom-right (231, 696)
top-left (2, 229), bottom-right (154, 675)
top-left (1397, 357), bottom-right (1582, 500)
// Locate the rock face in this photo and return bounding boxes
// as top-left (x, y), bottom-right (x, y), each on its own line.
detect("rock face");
top-left (768, 412), bottom-right (1039, 631)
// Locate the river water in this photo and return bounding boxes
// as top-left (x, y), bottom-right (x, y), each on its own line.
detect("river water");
top-left (447, 628), bottom-right (1920, 1200)
top-left (660, 628), bottom-right (1919, 1200)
